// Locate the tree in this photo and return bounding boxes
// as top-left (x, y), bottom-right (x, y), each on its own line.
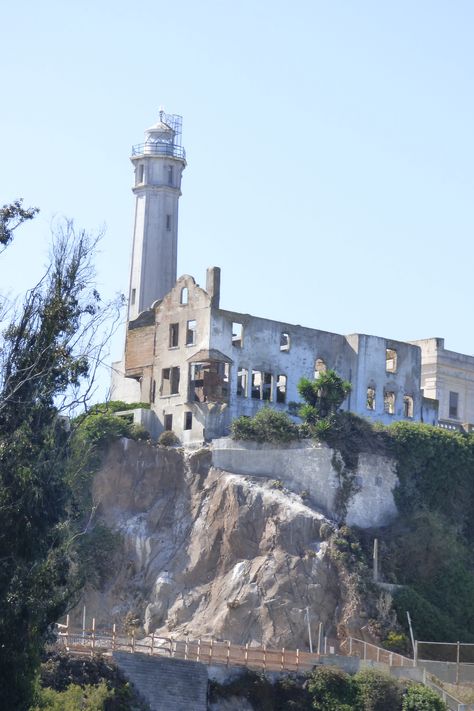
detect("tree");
top-left (0, 206), bottom-right (118, 709)
top-left (298, 369), bottom-right (352, 422)
top-left (0, 199), bottom-right (38, 252)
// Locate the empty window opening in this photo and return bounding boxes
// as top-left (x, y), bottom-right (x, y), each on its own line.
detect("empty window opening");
top-left (276, 374), bottom-right (287, 404)
top-left (232, 322), bottom-right (243, 348)
top-left (131, 288), bottom-right (136, 306)
top-left (314, 358), bottom-right (327, 378)
top-left (449, 391), bottom-right (459, 418)
top-left (186, 319), bottom-right (196, 346)
top-left (164, 414), bottom-right (173, 431)
top-left (137, 164), bottom-right (144, 184)
top-left (180, 287), bottom-right (188, 304)
top-left (151, 379), bottom-right (156, 403)
top-left (169, 323), bottom-right (179, 348)
top-left (167, 165), bottom-right (173, 185)
top-left (161, 366), bottom-right (180, 396)
top-left (262, 372), bottom-right (272, 401)
top-left (386, 348), bottom-right (398, 373)
top-left (166, 214), bottom-right (171, 231)
top-left (237, 368), bottom-right (248, 397)
top-left (367, 386), bottom-right (376, 411)
top-left (384, 390), bottom-right (395, 415)
top-left (190, 361), bottom-right (230, 403)
top-left (184, 411), bottom-right (193, 430)
top-left (280, 332), bottom-right (290, 352)
top-left (403, 395), bottom-right (414, 418)
top-left (251, 371), bottom-right (262, 399)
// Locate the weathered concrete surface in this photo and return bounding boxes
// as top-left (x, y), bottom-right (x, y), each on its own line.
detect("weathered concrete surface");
top-left (114, 652), bottom-right (207, 711)
top-left (212, 438), bottom-right (398, 529)
top-left (73, 439), bottom-right (361, 648)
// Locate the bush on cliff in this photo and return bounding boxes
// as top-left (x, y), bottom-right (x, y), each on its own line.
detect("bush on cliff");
top-left (231, 407), bottom-right (300, 443)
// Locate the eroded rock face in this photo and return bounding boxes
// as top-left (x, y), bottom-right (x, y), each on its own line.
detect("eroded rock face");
top-left (73, 439), bottom-right (346, 648)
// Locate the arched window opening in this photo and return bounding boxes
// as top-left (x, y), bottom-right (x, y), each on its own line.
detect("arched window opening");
top-left (180, 287), bottom-right (188, 305)
top-left (280, 332), bottom-right (290, 352)
top-left (367, 386), bottom-right (376, 411)
top-left (384, 390), bottom-right (396, 415)
top-left (314, 358), bottom-right (327, 378)
top-left (404, 395), bottom-right (414, 419)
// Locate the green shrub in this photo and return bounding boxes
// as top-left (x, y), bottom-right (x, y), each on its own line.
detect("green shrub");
top-left (158, 430), bottom-right (180, 446)
top-left (353, 668), bottom-right (402, 711)
top-left (307, 666), bottom-right (357, 710)
top-left (402, 684), bottom-right (448, 710)
top-left (30, 681), bottom-right (114, 710)
top-left (231, 408), bottom-right (299, 443)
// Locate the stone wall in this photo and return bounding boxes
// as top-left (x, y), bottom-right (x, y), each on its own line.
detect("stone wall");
top-left (212, 438), bottom-right (398, 528)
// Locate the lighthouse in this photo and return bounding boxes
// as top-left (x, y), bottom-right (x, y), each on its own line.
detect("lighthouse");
top-left (128, 111), bottom-right (186, 320)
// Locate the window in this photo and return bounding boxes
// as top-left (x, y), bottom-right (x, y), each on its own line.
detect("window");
top-left (186, 320), bottom-right (196, 346)
top-left (280, 332), bottom-right (290, 352)
top-left (164, 414), bottom-right (173, 431)
top-left (262, 373), bottom-right (272, 401)
top-left (131, 288), bottom-right (136, 306)
top-left (151, 379), bottom-right (156, 403)
top-left (367, 386), bottom-right (376, 411)
top-left (449, 391), bottom-right (459, 418)
top-left (276, 374), bottom-right (287, 404)
top-left (169, 323), bottom-right (179, 348)
top-left (180, 287), bottom-right (188, 305)
top-left (184, 411), bottom-right (193, 430)
top-left (314, 359), bottom-right (327, 378)
top-left (232, 322), bottom-right (243, 348)
top-left (137, 164), bottom-right (144, 184)
top-left (190, 361), bottom-right (230, 403)
top-left (384, 390), bottom-right (395, 415)
top-left (386, 348), bottom-right (397, 373)
top-left (167, 165), bottom-right (173, 185)
top-left (251, 371), bottom-right (261, 399)
top-left (403, 395), bottom-right (414, 418)
top-left (161, 367), bottom-right (180, 396)
top-left (166, 214), bottom-right (171, 231)
top-left (237, 368), bottom-right (248, 397)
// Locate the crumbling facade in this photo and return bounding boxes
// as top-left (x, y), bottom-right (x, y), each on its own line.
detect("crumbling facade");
top-left (111, 113), bottom-right (441, 442)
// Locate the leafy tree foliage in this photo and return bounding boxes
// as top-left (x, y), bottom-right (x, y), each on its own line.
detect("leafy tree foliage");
top-left (0, 207), bottom-right (119, 709)
top-left (0, 199), bottom-right (38, 252)
top-left (298, 370), bottom-right (351, 422)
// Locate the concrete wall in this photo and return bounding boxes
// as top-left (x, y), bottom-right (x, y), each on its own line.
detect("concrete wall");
top-left (212, 438), bottom-right (398, 528)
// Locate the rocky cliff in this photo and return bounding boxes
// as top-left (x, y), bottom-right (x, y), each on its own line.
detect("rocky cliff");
top-left (72, 438), bottom-right (375, 648)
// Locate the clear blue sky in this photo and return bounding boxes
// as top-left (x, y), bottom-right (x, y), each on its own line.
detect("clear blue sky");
top-left (2, 1), bottom-right (474, 399)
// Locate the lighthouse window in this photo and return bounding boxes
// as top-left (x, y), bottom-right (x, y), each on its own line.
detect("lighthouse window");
top-left (137, 164), bottom-right (144, 184)
top-left (167, 165), bottom-right (173, 185)
top-left (131, 288), bottom-right (136, 306)
top-left (166, 214), bottom-right (171, 231)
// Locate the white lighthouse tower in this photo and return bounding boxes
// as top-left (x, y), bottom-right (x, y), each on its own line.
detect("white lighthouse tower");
top-left (128, 111), bottom-right (186, 320)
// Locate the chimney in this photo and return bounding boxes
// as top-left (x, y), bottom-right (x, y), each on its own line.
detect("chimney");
top-left (206, 266), bottom-right (221, 308)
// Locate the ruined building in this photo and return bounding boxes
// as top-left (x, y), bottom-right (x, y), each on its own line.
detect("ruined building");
top-left (112, 113), bottom-right (446, 442)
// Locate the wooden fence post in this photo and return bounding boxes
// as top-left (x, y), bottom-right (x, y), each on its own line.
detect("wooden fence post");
top-left (296, 649), bottom-right (299, 673)
top-left (349, 637), bottom-right (353, 656)
top-left (209, 639), bottom-right (214, 665)
top-left (150, 632), bottom-right (154, 655)
top-left (244, 643), bottom-right (249, 666)
top-left (197, 638), bottom-right (201, 662)
top-left (281, 647), bottom-right (285, 671)
top-left (263, 645), bottom-right (266, 672)
top-left (184, 637), bottom-right (188, 661)
top-left (226, 640), bottom-right (230, 667)
top-left (131, 628), bottom-right (135, 653)
top-left (363, 641), bottom-right (367, 660)
top-left (65, 614), bottom-right (70, 651)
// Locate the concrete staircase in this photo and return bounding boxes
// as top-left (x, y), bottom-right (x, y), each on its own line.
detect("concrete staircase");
top-left (113, 651), bottom-right (208, 711)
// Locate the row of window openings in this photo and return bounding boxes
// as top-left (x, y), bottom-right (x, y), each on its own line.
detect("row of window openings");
top-left (153, 365), bottom-right (286, 404)
top-left (366, 387), bottom-right (414, 418)
top-left (164, 411), bottom-right (192, 432)
top-left (136, 164), bottom-right (175, 186)
top-left (237, 369), bottom-right (287, 404)
top-left (169, 320), bottom-right (196, 348)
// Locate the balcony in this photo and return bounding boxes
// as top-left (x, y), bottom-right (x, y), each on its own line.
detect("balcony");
top-left (131, 142), bottom-right (186, 160)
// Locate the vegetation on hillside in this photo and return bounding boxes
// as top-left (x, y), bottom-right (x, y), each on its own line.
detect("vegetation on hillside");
top-left (210, 667), bottom-right (447, 710)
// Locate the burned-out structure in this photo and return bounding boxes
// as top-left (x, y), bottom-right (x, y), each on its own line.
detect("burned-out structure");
top-left (111, 113), bottom-right (438, 442)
